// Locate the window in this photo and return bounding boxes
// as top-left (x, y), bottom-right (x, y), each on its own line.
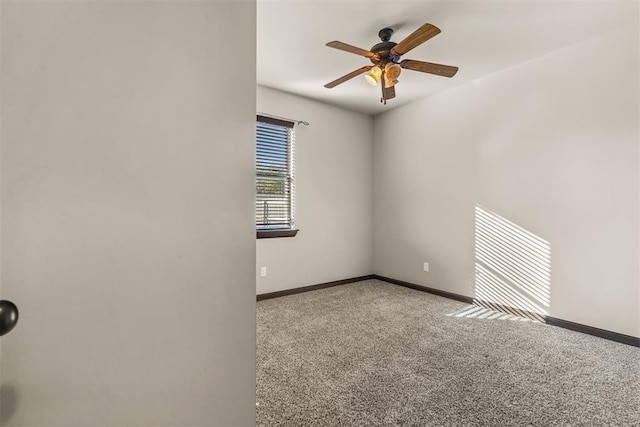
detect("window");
top-left (256, 115), bottom-right (298, 238)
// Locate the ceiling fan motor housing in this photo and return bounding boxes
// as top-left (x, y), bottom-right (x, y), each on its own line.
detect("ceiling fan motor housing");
top-left (371, 28), bottom-right (400, 65)
top-left (370, 41), bottom-right (399, 64)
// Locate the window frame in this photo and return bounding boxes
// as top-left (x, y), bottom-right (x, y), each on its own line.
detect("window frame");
top-left (255, 115), bottom-right (298, 239)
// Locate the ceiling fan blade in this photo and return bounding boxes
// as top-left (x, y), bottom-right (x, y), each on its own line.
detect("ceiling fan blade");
top-left (324, 65), bottom-right (373, 88)
top-left (326, 41), bottom-right (376, 58)
top-left (383, 84), bottom-right (396, 100)
top-left (400, 59), bottom-right (458, 77)
top-left (391, 23), bottom-right (441, 56)
top-left (380, 72), bottom-right (396, 101)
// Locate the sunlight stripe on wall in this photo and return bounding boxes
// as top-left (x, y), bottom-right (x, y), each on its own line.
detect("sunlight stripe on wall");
top-left (474, 205), bottom-right (551, 321)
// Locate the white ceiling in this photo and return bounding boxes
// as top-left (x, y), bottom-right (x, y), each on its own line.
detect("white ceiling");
top-left (257, 0), bottom-right (638, 116)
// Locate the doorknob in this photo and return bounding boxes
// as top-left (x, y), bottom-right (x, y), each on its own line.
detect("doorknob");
top-left (0, 300), bottom-right (18, 337)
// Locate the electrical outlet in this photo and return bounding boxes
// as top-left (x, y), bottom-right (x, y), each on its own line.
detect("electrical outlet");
top-left (260, 267), bottom-right (267, 277)
top-left (423, 262), bottom-right (429, 272)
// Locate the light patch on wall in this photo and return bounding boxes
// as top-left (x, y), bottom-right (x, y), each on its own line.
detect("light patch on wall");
top-left (474, 205), bottom-right (551, 322)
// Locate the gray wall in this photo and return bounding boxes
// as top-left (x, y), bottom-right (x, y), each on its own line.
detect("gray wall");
top-left (373, 24), bottom-right (639, 337)
top-left (256, 86), bottom-right (373, 294)
top-left (0, 1), bottom-right (256, 425)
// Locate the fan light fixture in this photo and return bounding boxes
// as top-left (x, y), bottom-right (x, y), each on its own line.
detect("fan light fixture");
top-left (384, 63), bottom-right (401, 88)
top-left (364, 66), bottom-right (382, 86)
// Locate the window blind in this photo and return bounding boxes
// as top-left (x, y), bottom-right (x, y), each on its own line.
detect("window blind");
top-left (256, 115), bottom-right (295, 229)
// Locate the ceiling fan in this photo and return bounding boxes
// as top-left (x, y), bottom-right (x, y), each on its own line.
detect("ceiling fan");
top-left (324, 23), bottom-right (458, 104)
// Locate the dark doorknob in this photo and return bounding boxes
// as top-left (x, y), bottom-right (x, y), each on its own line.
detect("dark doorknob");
top-left (0, 300), bottom-right (19, 337)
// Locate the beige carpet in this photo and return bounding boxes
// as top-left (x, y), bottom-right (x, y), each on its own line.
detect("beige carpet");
top-left (256, 279), bottom-right (640, 426)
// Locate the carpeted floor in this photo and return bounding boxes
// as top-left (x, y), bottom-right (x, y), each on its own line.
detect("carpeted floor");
top-left (256, 279), bottom-right (640, 426)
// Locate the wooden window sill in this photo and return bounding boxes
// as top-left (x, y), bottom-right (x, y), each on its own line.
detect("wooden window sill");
top-left (256, 229), bottom-right (299, 239)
